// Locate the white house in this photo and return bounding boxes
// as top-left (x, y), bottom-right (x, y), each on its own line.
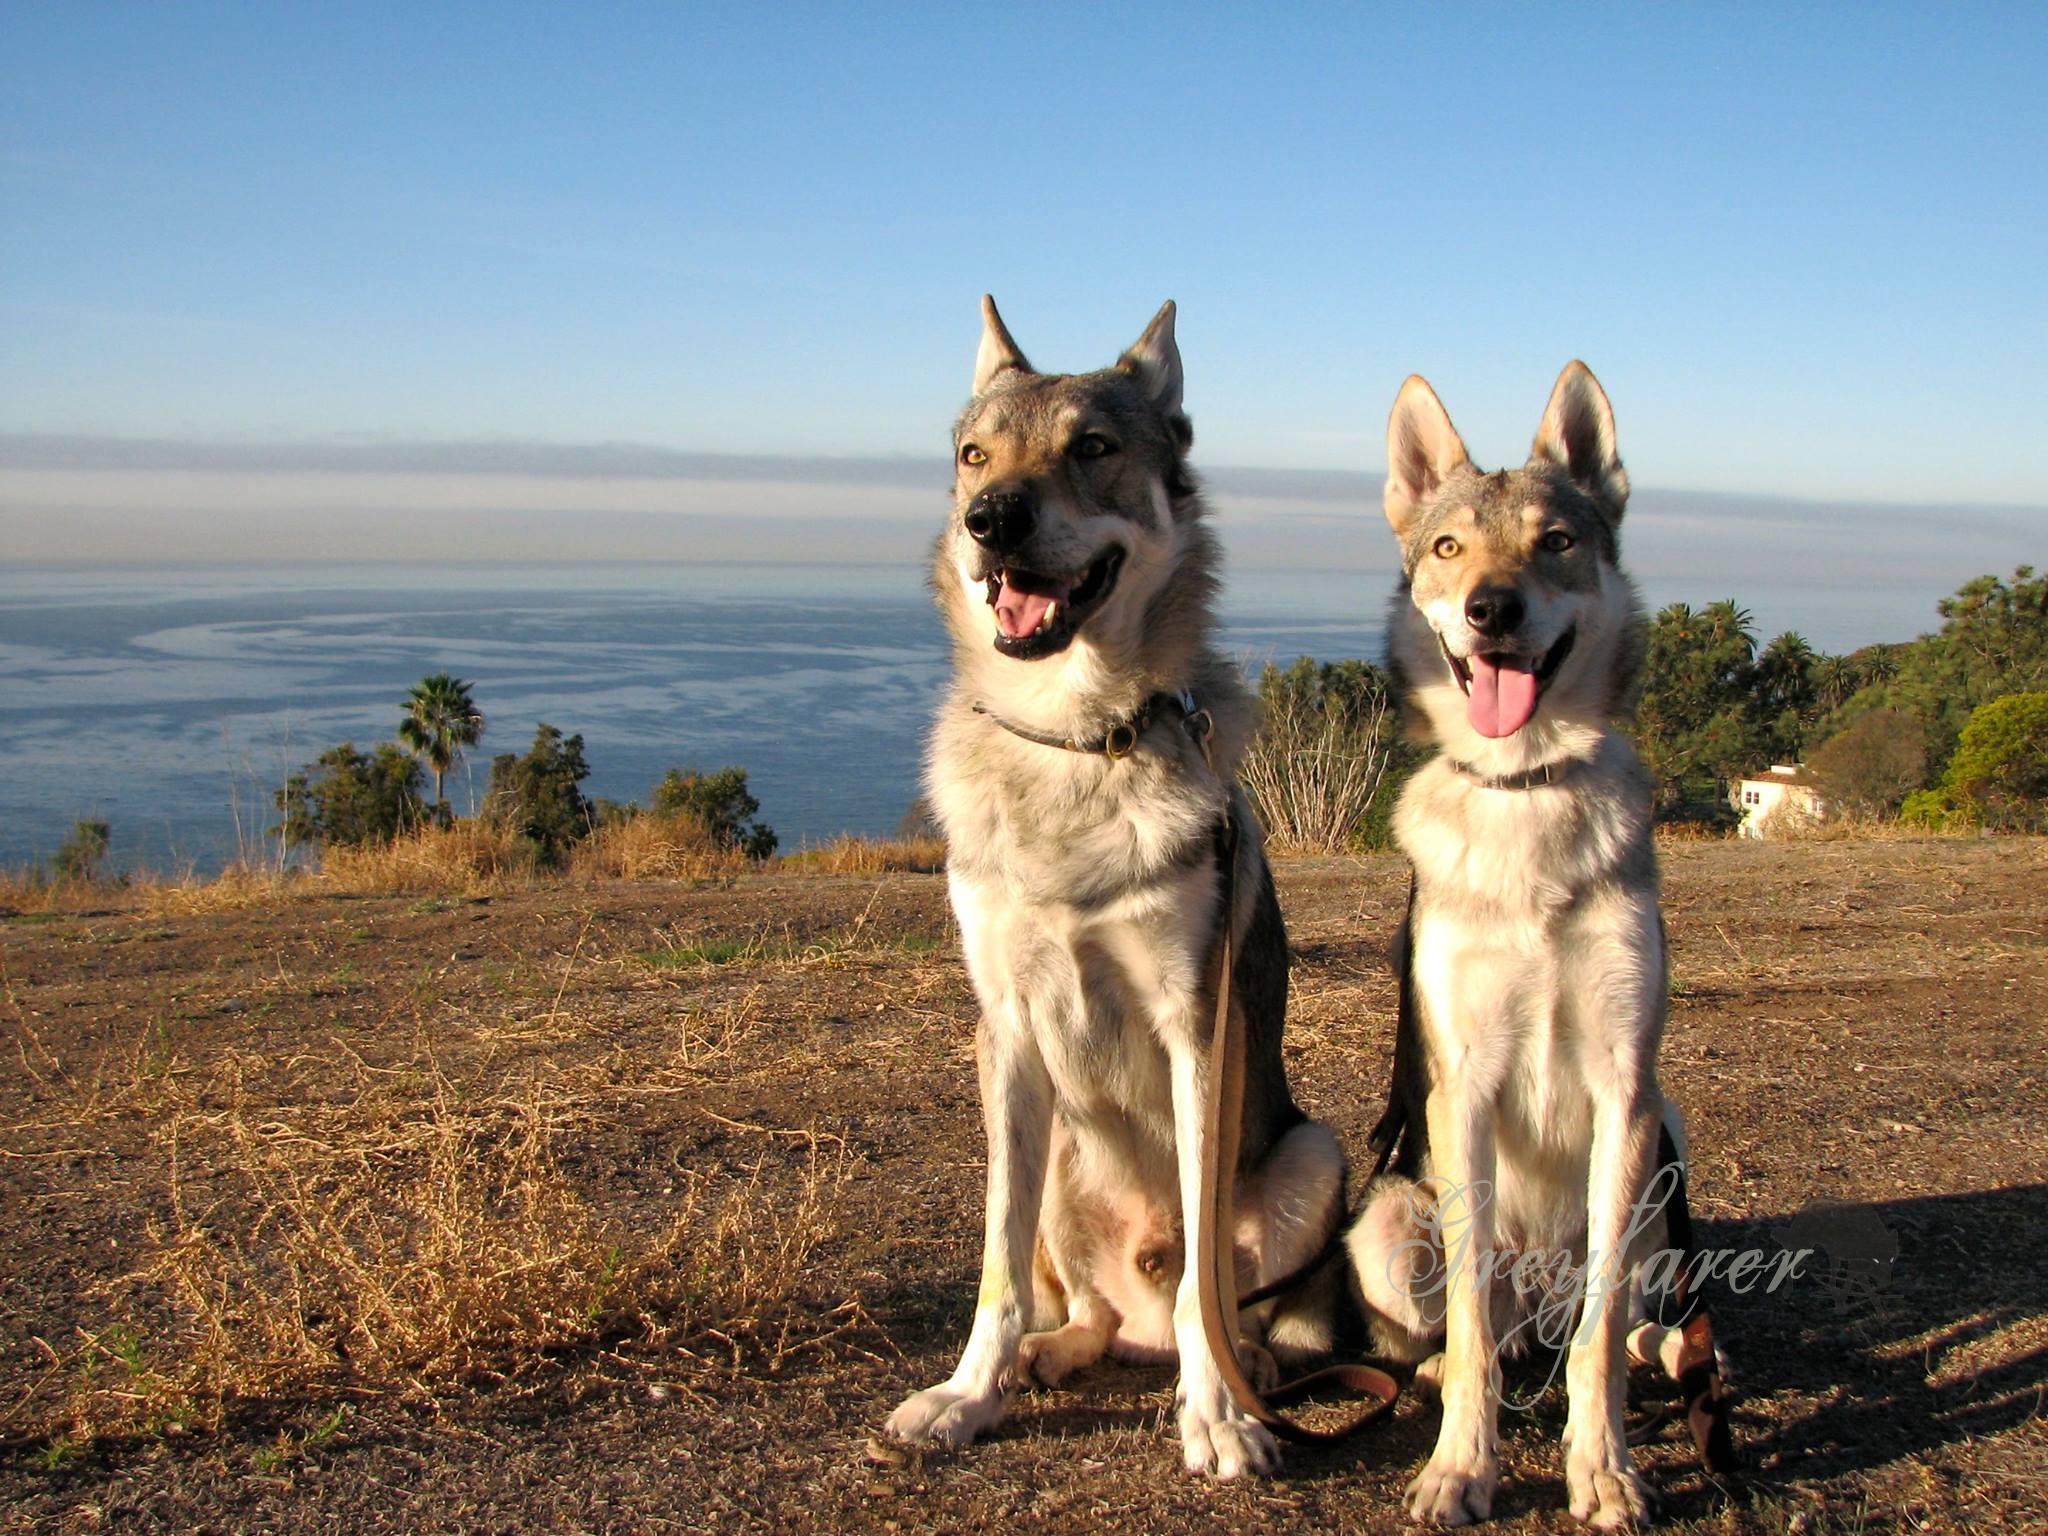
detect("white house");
top-left (1730, 764), bottom-right (1826, 838)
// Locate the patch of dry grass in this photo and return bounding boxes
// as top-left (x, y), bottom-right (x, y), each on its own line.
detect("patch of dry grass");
top-left (12, 1035), bottom-right (859, 1449)
top-left (1774, 810), bottom-right (1964, 843)
top-left (570, 812), bottom-right (748, 882)
top-left (318, 821), bottom-right (532, 895)
top-left (134, 863), bottom-right (299, 915)
top-left (1652, 819), bottom-right (1736, 845)
top-left (781, 834), bottom-right (946, 875)
top-left (0, 871), bottom-right (103, 914)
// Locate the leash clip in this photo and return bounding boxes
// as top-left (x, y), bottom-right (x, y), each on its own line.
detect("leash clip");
top-left (1186, 703), bottom-right (1215, 771)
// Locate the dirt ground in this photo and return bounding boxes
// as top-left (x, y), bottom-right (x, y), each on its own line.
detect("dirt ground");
top-left (3, 837), bottom-right (2045, 1533)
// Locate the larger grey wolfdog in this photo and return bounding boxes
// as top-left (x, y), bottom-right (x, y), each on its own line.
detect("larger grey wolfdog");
top-left (882, 299), bottom-right (1347, 1478)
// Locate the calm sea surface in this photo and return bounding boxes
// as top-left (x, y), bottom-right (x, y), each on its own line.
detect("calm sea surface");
top-left (0, 562), bottom-right (1384, 873)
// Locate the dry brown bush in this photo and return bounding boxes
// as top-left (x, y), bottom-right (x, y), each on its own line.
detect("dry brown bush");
top-left (319, 820), bottom-right (532, 895)
top-left (570, 811), bottom-right (750, 882)
top-left (781, 834), bottom-right (947, 875)
top-left (136, 864), bottom-right (300, 915)
top-left (1768, 808), bottom-right (1945, 842)
top-left (0, 871), bottom-right (120, 914)
top-left (1241, 676), bottom-right (1397, 854)
top-left (1652, 820), bottom-right (1735, 845)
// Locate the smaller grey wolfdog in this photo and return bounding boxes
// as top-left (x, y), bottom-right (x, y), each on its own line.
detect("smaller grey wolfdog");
top-left (1345, 363), bottom-right (1734, 1527)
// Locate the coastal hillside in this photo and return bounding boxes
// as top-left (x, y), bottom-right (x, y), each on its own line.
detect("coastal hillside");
top-left (3, 838), bottom-right (2045, 1533)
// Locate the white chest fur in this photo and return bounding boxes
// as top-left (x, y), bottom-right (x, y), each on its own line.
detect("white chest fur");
top-left (1395, 733), bottom-right (1667, 1245)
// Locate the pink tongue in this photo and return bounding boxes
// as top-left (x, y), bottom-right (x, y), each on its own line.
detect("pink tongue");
top-left (994, 577), bottom-right (1055, 640)
top-left (1466, 654), bottom-right (1541, 738)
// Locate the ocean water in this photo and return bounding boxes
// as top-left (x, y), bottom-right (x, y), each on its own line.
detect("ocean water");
top-left (0, 562), bottom-right (1383, 873)
top-left (0, 553), bottom-right (1967, 875)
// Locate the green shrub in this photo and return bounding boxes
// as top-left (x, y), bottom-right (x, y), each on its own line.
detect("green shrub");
top-left (1899, 787), bottom-right (1969, 832)
top-left (1904, 691), bottom-right (2048, 833)
top-left (484, 725), bottom-right (595, 867)
top-left (275, 744), bottom-right (427, 849)
top-left (51, 819), bottom-right (111, 882)
top-left (651, 767), bottom-right (777, 859)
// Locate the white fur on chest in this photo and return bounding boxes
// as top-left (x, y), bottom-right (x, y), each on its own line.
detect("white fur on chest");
top-left (949, 853), bottom-right (1219, 1202)
top-left (1398, 736), bottom-right (1666, 1249)
top-left (1394, 736), bottom-right (1650, 918)
top-left (929, 705), bottom-right (1227, 902)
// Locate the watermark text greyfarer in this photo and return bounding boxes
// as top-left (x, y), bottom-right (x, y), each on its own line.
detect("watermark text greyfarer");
top-left (1386, 1165), bottom-right (1816, 1408)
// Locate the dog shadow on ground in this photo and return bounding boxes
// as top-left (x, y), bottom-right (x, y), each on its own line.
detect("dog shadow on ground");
top-left (1700, 1184), bottom-right (2048, 1478)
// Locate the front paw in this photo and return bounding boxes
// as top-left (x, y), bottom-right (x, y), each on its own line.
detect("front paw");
top-left (1177, 1378), bottom-right (1279, 1480)
top-left (1406, 1451), bottom-right (1498, 1526)
top-left (1566, 1444), bottom-right (1653, 1529)
top-left (883, 1381), bottom-right (1007, 1450)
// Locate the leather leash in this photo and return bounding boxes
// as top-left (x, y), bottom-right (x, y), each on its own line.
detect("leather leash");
top-left (1193, 787), bottom-right (1399, 1444)
top-left (976, 685), bottom-right (1400, 1441)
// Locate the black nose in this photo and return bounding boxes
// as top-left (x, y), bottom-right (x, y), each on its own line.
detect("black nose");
top-left (964, 489), bottom-right (1035, 553)
top-left (1464, 586), bottom-right (1526, 639)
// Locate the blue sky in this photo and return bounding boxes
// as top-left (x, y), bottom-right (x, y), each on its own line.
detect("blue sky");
top-left (3, 2), bottom-right (2046, 504)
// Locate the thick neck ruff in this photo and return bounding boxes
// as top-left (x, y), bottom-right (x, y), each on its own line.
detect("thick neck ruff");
top-left (973, 689), bottom-right (1211, 761)
top-left (1442, 753), bottom-right (1585, 791)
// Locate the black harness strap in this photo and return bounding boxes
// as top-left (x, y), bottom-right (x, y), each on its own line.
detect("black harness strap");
top-left (1366, 870), bottom-right (1427, 1181)
top-left (1196, 809), bottom-right (1399, 1442)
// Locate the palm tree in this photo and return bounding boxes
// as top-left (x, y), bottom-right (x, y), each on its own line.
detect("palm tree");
top-left (1700, 599), bottom-right (1757, 655)
top-left (1760, 630), bottom-right (1813, 671)
top-left (1757, 630), bottom-right (1816, 709)
top-left (1816, 654), bottom-right (1857, 714)
top-left (399, 674), bottom-right (484, 815)
top-left (1655, 601), bottom-right (1697, 638)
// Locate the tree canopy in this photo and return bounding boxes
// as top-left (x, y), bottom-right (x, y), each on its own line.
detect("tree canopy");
top-left (275, 743), bottom-right (426, 848)
top-left (1822, 566), bottom-right (2048, 774)
top-left (484, 724), bottom-right (595, 866)
top-left (651, 767), bottom-right (778, 859)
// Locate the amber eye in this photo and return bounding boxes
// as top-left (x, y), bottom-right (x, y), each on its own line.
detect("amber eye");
top-left (1542, 529), bottom-right (1575, 553)
top-left (1433, 535), bottom-right (1461, 559)
top-left (960, 444), bottom-right (987, 467)
top-left (1071, 433), bottom-right (1116, 460)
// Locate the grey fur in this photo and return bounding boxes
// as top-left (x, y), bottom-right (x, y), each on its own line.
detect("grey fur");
top-left (1350, 363), bottom-right (1708, 1528)
top-left (886, 299), bottom-right (1344, 1480)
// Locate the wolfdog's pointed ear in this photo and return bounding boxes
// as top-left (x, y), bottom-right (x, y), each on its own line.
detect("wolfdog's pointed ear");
top-left (973, 295), bottom-right (1032, 395)
top-left (1384, 375), bottom-right (1470, 537)
top-left (1118, 300), bottom-right (1184, 418)
top-left (1531, 361), bottom-right (1630, 520)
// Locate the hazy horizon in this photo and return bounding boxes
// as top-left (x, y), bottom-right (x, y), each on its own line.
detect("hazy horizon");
top-left (3, 434), bottom-right (2038, 640)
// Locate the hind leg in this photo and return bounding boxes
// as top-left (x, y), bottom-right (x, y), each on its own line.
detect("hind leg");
top-left (1018, 1293), bottom-right (1118, 1387)
top-left (1016, 1134), bottom-right (1123, 1388)
top-left (1344, 1172), bottom-right (1448, 1365)
top-left (1237, 1118), bottom-right (1347, 1368)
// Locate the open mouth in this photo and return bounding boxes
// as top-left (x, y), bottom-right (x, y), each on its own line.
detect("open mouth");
top-left (984, 548), bottom-right (1124, 660)
top-left (1439, 627), bottom-right (1576, 739)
